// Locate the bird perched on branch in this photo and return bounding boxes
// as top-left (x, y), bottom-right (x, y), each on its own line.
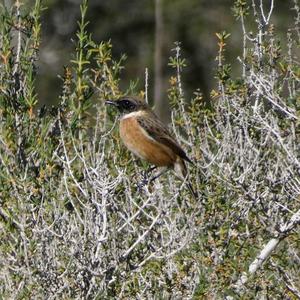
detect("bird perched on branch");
top-left (106, 96), bottom-right (196, 198)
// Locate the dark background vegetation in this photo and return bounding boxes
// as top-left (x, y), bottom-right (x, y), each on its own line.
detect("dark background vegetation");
top-left (35, 0), bottom-right (292, 117)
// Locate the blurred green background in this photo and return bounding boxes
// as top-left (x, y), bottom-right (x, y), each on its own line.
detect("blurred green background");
top-left (31, 0), bottom-right (292, 116)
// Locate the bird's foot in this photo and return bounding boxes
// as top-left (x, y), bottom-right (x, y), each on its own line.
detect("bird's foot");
top-left (136, 178), bottom-right (149, 194)
top-left (137, 167), bottom-right (157, 192)
top-left (139, 177), bottom-right (149, 187)
top-left (141, 166), bottom-right (157, 184)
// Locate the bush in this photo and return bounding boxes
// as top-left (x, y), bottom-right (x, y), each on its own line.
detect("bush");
top-left (0, 0), bottom-right (299, 298)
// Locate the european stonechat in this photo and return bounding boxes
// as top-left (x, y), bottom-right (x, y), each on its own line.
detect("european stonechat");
top-left (106, 96), bottom-right (197, 198)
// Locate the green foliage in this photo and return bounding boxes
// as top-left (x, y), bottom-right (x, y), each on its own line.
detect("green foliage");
top-left (232, 0), bottom-right (249, 19)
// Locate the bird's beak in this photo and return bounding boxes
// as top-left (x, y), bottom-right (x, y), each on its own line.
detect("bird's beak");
top-left (105, 100), bottom-right (118, 106)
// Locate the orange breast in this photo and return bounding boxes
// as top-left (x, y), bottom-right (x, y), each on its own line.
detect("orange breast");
top-left (119, 117), bottom-right (176, 167)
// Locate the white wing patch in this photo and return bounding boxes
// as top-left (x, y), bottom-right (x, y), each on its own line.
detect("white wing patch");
top-left (138, 122), bottom-right (157, 143)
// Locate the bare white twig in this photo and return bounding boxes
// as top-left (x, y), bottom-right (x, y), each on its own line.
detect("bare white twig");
top-left (234, 206), bottom-right (300, 292)
top-left (13, 0), bottom-right (22, 75)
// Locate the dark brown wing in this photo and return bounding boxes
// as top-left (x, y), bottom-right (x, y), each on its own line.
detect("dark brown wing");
top-left (137, 114), bottom-right (192, 164)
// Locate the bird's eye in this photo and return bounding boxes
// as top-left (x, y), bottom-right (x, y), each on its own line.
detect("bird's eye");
top-left (121, 99), bottom-right (135, 110)
top-left (124, 100), bottom-right (131, 106)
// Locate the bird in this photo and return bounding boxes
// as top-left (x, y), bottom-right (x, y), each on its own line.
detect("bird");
top-left (105, 96), bottom-right (197, 198)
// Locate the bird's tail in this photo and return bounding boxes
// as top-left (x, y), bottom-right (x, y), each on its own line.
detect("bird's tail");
top-left (186, 181), bottom-right (198, 199)
top-left (174, 158), bottom-right (198, 199)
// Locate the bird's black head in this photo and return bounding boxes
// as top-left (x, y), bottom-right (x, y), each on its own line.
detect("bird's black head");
top-left (105, 97), bottom-right (148, 115)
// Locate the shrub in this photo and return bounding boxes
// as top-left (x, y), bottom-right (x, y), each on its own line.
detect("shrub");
top-left (0, 0), bottom-right (299, 298)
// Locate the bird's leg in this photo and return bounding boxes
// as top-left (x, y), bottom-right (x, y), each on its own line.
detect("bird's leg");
top-left (141, 166), bottom-right (157, 185)
top-left (138, 167), bottom-right (167, 190)
top-left (149, 167), bottom-right (169, 183)
top-left (146, 166), bottom-right (157, 177)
